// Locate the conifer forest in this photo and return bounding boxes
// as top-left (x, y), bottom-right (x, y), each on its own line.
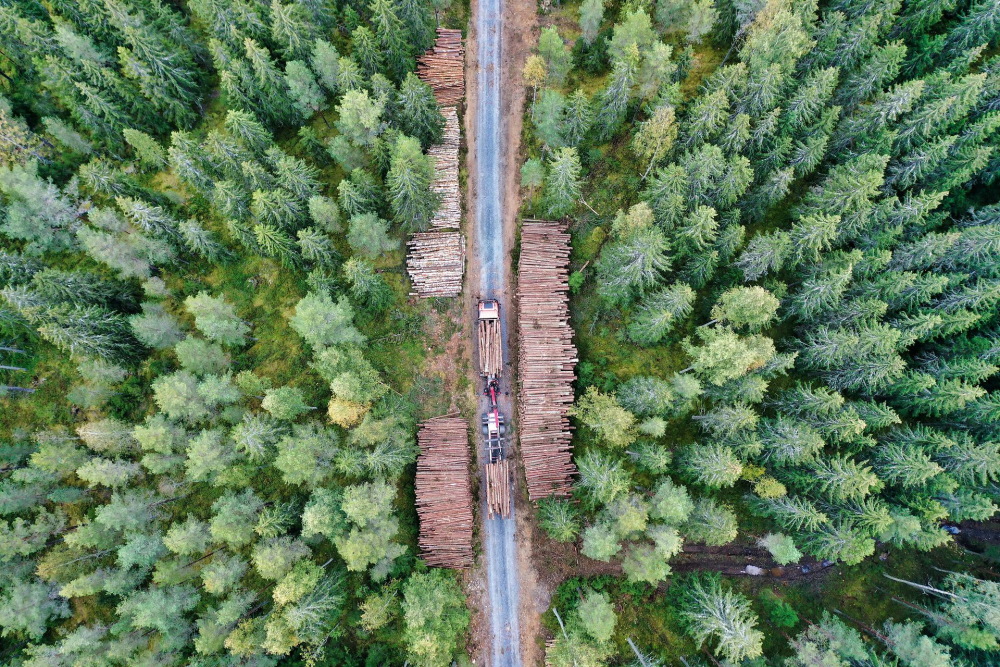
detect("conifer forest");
top-left (2, 0), bottom-right (1000, 664)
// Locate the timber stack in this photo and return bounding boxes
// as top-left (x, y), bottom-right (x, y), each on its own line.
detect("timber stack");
top-left (409, 31), bottom-right (466, 298)
top-left (517, 220), bottom-right (578, 500)
top-left (417, 28), bottom-right (465, 107)
top-left (407, 231), bottom-right (465, 297)
top-left (428, 108), bottom-right (461, 230)
top-left (415, 416), bottom-right (474, 569)
top-left (486, 459), bottom-right (510, 518)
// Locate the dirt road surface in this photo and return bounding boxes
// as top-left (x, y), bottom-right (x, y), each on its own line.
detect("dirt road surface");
top-left (471, 0), bottom-right (523, 664)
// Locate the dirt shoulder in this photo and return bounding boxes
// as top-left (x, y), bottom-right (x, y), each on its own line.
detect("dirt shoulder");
top-left (461, 3), bottom-right (489, 662)
top-left (500, 0), bottom-right (541, 664)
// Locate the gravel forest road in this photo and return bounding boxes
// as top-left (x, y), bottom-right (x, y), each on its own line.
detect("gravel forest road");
top-left (473, 0), bottom-right (523, 662)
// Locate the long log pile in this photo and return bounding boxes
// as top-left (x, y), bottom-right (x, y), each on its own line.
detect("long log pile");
top-left (478, 318), bottom-right (503, 377)
top-left (408, 29), bottom-right (466, 298)
top-left (486, 460), bottom-right (511, 518)
top-left (407, 231), bottom-right (465, 297)
top-left (428, 107), bottom-right (461, 230)
top-left (415, 416), bottom-right (474, 569)
top-left (417, 28), bottom-right (465, 107)
top-left (517, 220), bottom-right (579, 500)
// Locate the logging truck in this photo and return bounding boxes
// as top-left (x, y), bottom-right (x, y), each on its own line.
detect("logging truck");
top-left (478, 299), bottom-right (506, 461)
top-left (479, 299), bottom-right (511, 518)
top-left (478, 299), bottom-right (507, 456)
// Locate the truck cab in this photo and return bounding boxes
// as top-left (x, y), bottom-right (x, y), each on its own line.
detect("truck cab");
top-left (478, 299), bottom-right (500, 320)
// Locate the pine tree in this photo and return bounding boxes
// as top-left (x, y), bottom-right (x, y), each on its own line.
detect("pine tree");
top-left (680, 443), bottom-right (743, 489)
top-left (570, 387), bottom-right (637, 449)
top-left (254, 223), bottom-right (301, 268)
top-left (122, 128), bottom-right (165, 168)
top-left (633, 105), bottom-right (677, 180)
top-left (543, 147), bottom-right (583, 218)
top-left (685, 497), bottom-right (739, 546)
top-left (562, 90), bottom-right (593, 147)
top-left (270, 1), bottom-right (315, 60)
top-left (387, 135), bottom-right (438, 232)
top-left (179, 219), bottom-right (227, 262)
top-left (251, 189), bottom-right (304, 229)
top-left (336, 89), bottom-right (385, 148)
top-left (804, 522), bottom-right (875, 565)
top-left (594, 44), bottom-right (640, 140)
top-left (395, 73), bottom-right (444, 148)
top-left (579, 0), bottom-right (605, 44)
top-left (347, 212), bottom-right (398, 259)
top-left (533, 89), bottom-right (566, 149)
top-left (369, 0), bottom-right (412, 81)
top-left (682, 326), bottom-right (776, 386)
top-left (677, 574), bottom-right (763, 661)
top-left (638, 41), bottom-right (677, 102)
top-left (184, 292), bottom-right (249, 347)
top-left (538, 27), bottom-right (572, 86)
top-left (297, 228), bottom-right (338, 267)
top-left (243, 37), bottom-right (297, 126)
top-left (626, 283), bottom-right (695, 345)
top-left (309, 39), bottom-right (340, 95)
top-left (285, 61), bottom-right (326, 120)
top-left (708, 286), bottom-right (780, 331)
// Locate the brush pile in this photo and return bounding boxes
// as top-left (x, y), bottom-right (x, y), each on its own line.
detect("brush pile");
top-left (415, 416), bottom-right (474, 569)
top-left (417, 28), bottom-right (465, 107)
top-left (516, 220), bottom-right (578, 500)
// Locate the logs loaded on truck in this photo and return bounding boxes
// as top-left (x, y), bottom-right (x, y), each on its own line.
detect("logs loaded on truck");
top-left (478, 299), bottom-right (510, 519)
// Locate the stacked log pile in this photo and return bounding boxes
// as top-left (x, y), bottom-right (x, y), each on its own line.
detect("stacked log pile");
top-left (408, 30), bottom-right (466, 298)
top-left (407, 231), bottom-right (465, 297)
top-left (486, 460), bottom-right (511, 518)
top-left (517, 220), bottom-right (578, 500)
top-left (478, 318), bottom-right (503, 377)
top-left (428, 108), bottom-right (461, 230)
top-left (417, 28), bottom-right (465, 107)
top-left (415, 416), bottom-right (474, 569)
